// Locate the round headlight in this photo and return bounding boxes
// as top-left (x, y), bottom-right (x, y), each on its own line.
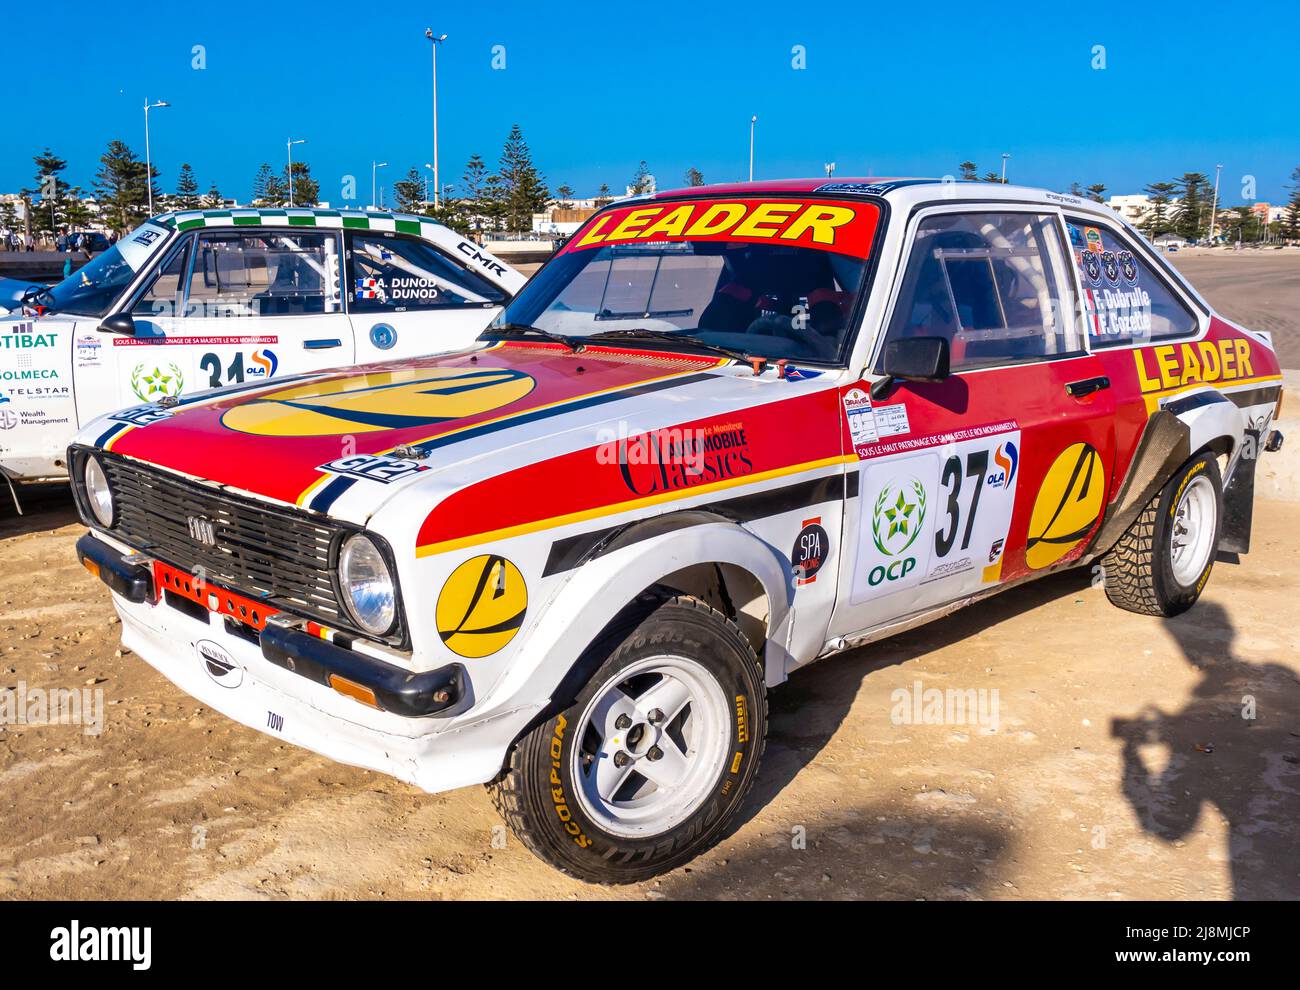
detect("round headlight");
top-left (84, 455), bottom-right (114, 527)
top-left (339, 534), bottom-right (396, 636)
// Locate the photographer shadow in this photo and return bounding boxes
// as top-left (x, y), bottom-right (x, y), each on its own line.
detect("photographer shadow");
top-left (1111, 601), bottom-right (1300, 899)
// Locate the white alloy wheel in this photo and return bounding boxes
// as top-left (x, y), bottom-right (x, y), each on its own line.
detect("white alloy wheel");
top-left (570, 654), bottom-right (732, 838)
top-left (1169, 474), bottom-right (1217, 587)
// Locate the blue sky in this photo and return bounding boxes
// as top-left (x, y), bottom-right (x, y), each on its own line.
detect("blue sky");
top-left (9, 0), bottom-right (1298, 206)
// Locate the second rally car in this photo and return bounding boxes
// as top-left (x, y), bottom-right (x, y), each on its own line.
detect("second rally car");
top-left (69, 179), bottom-right (1282, 882)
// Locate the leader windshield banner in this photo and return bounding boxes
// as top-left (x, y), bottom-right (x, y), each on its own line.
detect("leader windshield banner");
top-left (562, 198), bottom-right (881, 259)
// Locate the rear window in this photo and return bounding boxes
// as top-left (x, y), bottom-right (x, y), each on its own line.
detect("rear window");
top-left (1065, 219), bottom-right (1199, 347)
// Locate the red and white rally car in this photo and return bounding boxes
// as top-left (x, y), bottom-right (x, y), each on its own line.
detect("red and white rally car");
top-left (69, 178), bottom-right (1284, 882)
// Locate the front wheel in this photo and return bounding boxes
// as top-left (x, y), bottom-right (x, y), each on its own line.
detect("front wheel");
top-left (487, 595), bottom-right (767, 884)
top-left (1101, 451), bottom-right (1223, 616)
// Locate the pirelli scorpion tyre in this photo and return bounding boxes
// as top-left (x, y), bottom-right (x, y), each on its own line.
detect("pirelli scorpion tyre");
top-left (1101, 451), bottom-right (1223, 617)
top-left (487, 595), bottom-right (767, 884)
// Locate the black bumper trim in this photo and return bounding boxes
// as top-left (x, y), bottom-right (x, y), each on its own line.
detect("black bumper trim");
top-left (259, 621), bottom-right (464, 718)
top-left (76, 532), bottom-right (154, 603)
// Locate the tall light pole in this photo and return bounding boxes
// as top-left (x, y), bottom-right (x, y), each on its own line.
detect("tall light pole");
top-left (286, 138), bottom-right (306, 207)
top-left (143, 99), bottom-right (169, 216)
top-left (425, 30), bottom-right (447, 208)
top-left (824, 162), bottom-right (836, 178)
top-left (1208, 163), bottom-right (1223, 245)
top-left (423, 163), bottom-right (434, 207)
top-left (371, 161), bottom-right (388, 209)
top-left (1001, 152), bottom-right (1011, 184)
top-left (748, 115), bottom-right (757, 182)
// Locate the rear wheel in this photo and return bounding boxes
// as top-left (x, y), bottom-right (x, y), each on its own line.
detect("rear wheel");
top-left (1101, 451), bottom-right (1222, 616)
top-left (488, 595), bottom-right (767, 884)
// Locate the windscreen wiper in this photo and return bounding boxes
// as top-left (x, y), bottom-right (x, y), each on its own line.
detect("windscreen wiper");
top-left (479, 322), bottom-right (582, 353)
top-left (584, 328), bottom-right (752, 365)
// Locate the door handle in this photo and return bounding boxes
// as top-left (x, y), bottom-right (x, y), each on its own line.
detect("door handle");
top-left (303, 338), bottom-right (343, 350)
top-left (1065, 376), bottom-right (1110, 398)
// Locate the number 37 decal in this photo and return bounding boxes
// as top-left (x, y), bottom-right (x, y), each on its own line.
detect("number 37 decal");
top-left (851, 431), bottom-right (1020, 604)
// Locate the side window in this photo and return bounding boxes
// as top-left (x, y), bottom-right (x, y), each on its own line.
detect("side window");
top-left (183, 231), bottom-right (341, 318)
top-left (1065, 218), bottom-right (1198, 347)
top-left (878, 212), bottom-right (1083, 372)
top-left (347, 233), bottom-right (506, 313)
top-left (132, 236), bottom-right (192, 316)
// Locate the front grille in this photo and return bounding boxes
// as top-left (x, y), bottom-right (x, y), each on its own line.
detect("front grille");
top-left (87, 451), bottom-right (356, 634)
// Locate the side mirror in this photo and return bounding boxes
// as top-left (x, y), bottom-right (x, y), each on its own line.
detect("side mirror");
top-left (871, 336), bottom-right (950, 399)
top-left (98, 313), bottom-right (137, 336)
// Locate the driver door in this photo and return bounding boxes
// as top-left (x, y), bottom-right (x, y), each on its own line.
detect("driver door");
top-left (117, 228), bottom-right (353, 408)
top-left (828, 206), bottom-right (1118, 641)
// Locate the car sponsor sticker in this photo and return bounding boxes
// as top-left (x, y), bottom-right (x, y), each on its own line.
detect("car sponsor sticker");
top-left (436, 555), bottom-right (528, 659)
top-left (197, 640), bottom-right (243, 689)
top-left (874, 403), bottom-right (911, 438)
top-left (791, 517), bottom-right (830, 585)
top-left (842, 387), bottom-right (878, 448)
top-left (850, 429), bottom-right (1021, 603)
top-left (108, 404), bottom-right (173, 427)
top-left (317, 453), bottom-right (430, 484)
top-left (562, 197), bottom-right (880, 258)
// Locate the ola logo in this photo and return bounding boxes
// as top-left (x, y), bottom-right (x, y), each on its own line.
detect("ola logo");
top-left (221, 367), bottom-right (534, 437)
top-left (1025, 442), bottom-right (1106, 569)
top-left (436, 555), bottom-right (528, 658)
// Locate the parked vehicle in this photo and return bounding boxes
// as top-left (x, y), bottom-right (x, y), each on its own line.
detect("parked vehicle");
top-left (0, 208), bottom-right (523, 485)
top-left (70, 179), bottom-right (1283, 882)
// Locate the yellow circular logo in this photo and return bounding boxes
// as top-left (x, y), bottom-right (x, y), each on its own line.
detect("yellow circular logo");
top-left (436, 555), bottom-right (528, 658)
top-left (221, 367), bottom-right (535, 437)
top-left (1025, 442), bottom-right (1106, 570)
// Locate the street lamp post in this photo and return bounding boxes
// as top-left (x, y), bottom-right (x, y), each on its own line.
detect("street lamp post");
top-left (372, 161), bottom-right (389, 209)
top-left (143, 99), bottom-right (170, 216)
top-left (425, 30), bottom-right (448, 209)
top-left (1001, 153), bottom-right (1011, 183)
top-left (423, 163), bottom-right (434, 208)
top-left (286, 138), bottom-right (306, 207)
top-left (748, 115), bottom-right (757, 182)
top-left (1208, 163), bottom-right (1223, 245)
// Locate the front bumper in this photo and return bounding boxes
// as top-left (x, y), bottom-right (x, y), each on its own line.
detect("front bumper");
top-left (77, 532), bottom-right (461, 718)
top-left (77, 531), bottom-right (528, 794)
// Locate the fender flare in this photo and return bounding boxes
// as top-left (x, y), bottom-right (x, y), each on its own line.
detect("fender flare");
top-left (1091, 395), bottom-right (1243, 558)
top-left (466, 519), bottom-right (795, 727)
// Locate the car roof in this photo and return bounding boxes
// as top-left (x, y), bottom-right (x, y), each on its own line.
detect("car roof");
top-left (149, 206), bottom-right (455, 237)
top-left (638, 177), bottom-right (1121, 220)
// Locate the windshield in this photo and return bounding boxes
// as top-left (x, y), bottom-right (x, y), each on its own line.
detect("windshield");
top-left (487, 196), bottom-right (880, 363)
top-left (36, 221), bottom-right (171, 316)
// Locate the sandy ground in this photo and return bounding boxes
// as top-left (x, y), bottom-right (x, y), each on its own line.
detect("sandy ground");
top-left (2, 252), bottom-right (1297, 901)
top-left (0, 490), bottom-right (1297, 901)
top-left (1166, 249), bottom-right (1300, 367)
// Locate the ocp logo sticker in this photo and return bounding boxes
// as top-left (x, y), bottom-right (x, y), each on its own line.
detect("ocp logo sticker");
top-left (220, 367), bottom-right (535, 437)
top-left (436, 555), bottom-right (528, 658)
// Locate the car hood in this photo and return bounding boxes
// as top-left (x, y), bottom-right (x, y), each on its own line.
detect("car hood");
top-left (93, 341), bottom-right (735, 515)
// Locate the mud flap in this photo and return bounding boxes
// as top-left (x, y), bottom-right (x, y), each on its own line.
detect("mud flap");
top-left (1220, 428), bottom-right (1260, 555)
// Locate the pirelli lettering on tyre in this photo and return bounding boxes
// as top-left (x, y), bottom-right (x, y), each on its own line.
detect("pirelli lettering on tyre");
top-left (435, 555), bottom-right (528, 658)
top-left (1025, 443), bottom-right (1106, 570)
top-left (220, 367), bottom-right (535, 436)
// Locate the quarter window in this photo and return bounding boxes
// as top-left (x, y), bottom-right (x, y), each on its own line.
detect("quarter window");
top-left (132, 236), bottom-right (192, 316)
top-left (878, 212), bottom-right (1083, 372)
top-left (182, 231), bottom-right (341, 318)
top-left (1064, 218), bottom-right (1198, 347)
top-left (347, 233), bottom-right (506, 313)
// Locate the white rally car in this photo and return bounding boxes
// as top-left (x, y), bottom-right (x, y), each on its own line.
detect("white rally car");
top-left (70, 179), bottom-right (1283, 882)
top-left (0, 208), bottom-right (523, 492)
